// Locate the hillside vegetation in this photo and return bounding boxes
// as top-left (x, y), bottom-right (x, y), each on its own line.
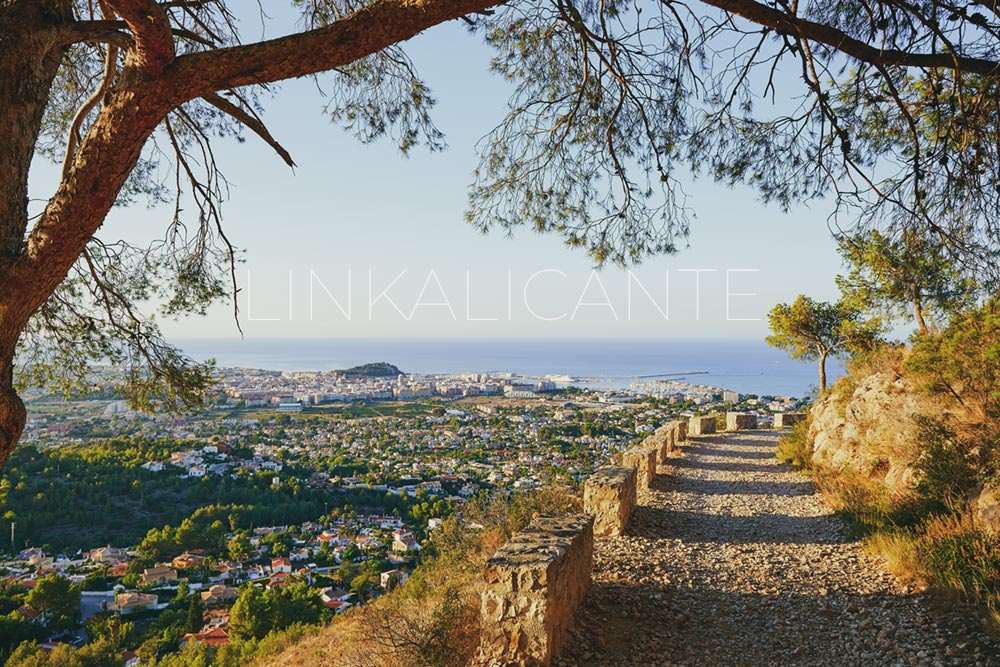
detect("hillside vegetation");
top-left (778, 300), bottom-right (1000, 626)
top-left (335, 363), bottom-right (404, 378)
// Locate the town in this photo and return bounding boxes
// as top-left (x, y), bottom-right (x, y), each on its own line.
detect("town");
top-left (0, 364), bottom-right (804, 664)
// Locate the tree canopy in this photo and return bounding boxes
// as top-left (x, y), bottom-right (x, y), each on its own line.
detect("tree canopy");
top-left (766, 295), bottom-right (884, 391)
top-left (3, 0), bottom-right (1000, 465)
top-left (836, 229), bottom-right (979, 334)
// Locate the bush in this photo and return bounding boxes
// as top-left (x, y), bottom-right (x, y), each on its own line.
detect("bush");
top-left (911, 416), bottom-right (978, 513)
top-left (918, 514), bottom-right (1000, 604)
top-left (814, 467), bottom-right (926, 536)
top-left (775, 420), bottom-right (813, 469)
top-left (907, 299), bottom-right (1000, 427)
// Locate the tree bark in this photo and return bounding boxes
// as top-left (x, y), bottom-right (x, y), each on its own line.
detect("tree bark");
top-left (913, 296), bottom-right (928, 334)
top-left (0, 330), bottom-right (25, 471)
top-left (818, 350), bottom-right (828, 393)
top-left (0, 2), bottom-right (71, 468)
top-left (0, 2), bottom-right (68, 266)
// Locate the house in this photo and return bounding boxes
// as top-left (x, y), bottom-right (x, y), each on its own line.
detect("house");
top-left (121, 650), bottom-right (142, 667)
top-left (141, 565), bottom-right (177, 586)
top-left (380, 569), bottom-right (408, 590)
top-left (319, 587), bottom-right (351, 603)
top-left (266, 572), bottom-right (288, 590)
top-left (200, 584), bottom-right (238, 606)
top-left (182, 627), bottom-right (230, 647)
top-left (322, 599), bottom-right (353, 614)
top-left (391, 531), bottom-right (420, 554)
top-left (17, 547), bottom-right (45, 562)
top-left (271, 557), bottom-right (292, 574)
top-left (171, 553), bottom-right (205, 570)
top-left (91, 546), bottom-right (128, 565)
top-left (110, 592), bottom-right (158, 614)
top-left (16, 604), bottom-right (44, 624)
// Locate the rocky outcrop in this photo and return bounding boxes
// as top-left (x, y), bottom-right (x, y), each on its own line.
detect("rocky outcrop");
top-left (688, 415), bottom-right (717, 436)
top-left (622, 445), bottom-right (657, 491)
top-left (773, 412), bottom-right (806, 429)
top-left (726, 412), bottom-right (757, 430)
top-left (479, 514), bottom-right (594, 667)
top-left (584, 466), bottom-right (637, 538)
top-left (972, 486), bottom-right (1000, 533)
top-left (808, 372), bottom-right (926, 492)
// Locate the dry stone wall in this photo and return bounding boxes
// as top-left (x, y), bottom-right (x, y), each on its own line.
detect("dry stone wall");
top-left (622, 445), bottom-right (657, 491)
top-left (726, 412), bottom-right (757, 430)
top-left (688, 415), bottom-right (716, 436)
top-left (643, 431), bottom-right (673, 463)
top-left (773, 412), bottom-right (806, 429)
top-left (479, 514), bottom-right (595, 667)
top-left (584, 466), bottom-right (637, 538)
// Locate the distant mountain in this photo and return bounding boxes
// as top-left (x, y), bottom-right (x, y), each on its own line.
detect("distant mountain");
top-left (335, 362), bottom-right (403, 377)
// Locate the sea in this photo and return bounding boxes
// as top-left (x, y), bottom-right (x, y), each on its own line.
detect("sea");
top-left (173, 338), bottom-right (843, 399)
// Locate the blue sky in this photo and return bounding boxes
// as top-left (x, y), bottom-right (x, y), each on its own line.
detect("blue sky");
top-left (31, 9), bottom-right (847, 341)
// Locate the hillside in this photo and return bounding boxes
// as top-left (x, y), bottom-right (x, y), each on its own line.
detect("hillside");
top-left (334, 362), bottom-right (403, 378)
top-left (259, 432), bottom-right (1000, 667)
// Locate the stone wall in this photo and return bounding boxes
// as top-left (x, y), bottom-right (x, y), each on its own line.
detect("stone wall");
top-left (657, 420), bottom-right (687, 445)
top-left (584, 466), bottom-right (637, 538)
top-left (674, 419), bottom-right (688, 441)
top-left (688, 415), bottom-right (717, 436)
top-left (773, 412), bottom-right (806, 429)
top-left (726, 412), bottom-right (757, 430)
top-left (622, 445), bottom-right (657, 491)
top-left (479, 514), bottom-right (595, 667)
top-left (643, 431), bottom-right (673, 463)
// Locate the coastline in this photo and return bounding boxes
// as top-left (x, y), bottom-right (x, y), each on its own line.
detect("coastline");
top-left (172, 337), bottom-right (841, 397)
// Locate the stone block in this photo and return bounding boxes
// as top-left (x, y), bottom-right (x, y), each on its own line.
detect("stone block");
top-left (643, 432), bottom-right (672, 463)
top-left (726, 412), bottom-right (757, 430)
top-left (773, 412), bottom-right (806, 429)
top-left (688, 415), bottom-right (717, 436)
top-left (479, 514), bottom-right (594, 667)
top-left (583, 466), bottom-right (637, 538)
top-left (622, 445), bottom-right (657, 491)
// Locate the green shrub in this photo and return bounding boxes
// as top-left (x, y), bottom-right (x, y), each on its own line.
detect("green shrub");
top-left (775, 420), bottom-right (813, 469)
top-left (911, 416), bottom-right (978, 513)
top-left (920, 525), bottom-right (1000, 600)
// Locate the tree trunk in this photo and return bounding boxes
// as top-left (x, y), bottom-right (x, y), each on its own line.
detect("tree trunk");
top-left (913, 296), bottom-right (928, 334)
top-left (0, 2), bottom-right (70, 469)
top-left (818, 350), bottom-right (828, 392)
top-left (0, 336), bottom-right (25, 470)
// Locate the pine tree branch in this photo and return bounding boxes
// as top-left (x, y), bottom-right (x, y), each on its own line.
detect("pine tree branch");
top-left (105, 0), bottom-right (176, 74)
top-left (161, 0), bottom-right (503, 99)
top-left (202, 92), bottom-right (295, 168)
top-left (699, 0), bottom-right (1000, 76)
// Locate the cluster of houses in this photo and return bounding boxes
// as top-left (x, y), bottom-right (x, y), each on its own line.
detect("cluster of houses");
top-left (215, 368), bottom-right (566, 411)
top-left (2, 513), bottom-right (434, 652)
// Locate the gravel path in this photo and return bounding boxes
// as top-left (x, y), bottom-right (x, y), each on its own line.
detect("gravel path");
top-left (561, 431), bottom-right (1000, 667)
